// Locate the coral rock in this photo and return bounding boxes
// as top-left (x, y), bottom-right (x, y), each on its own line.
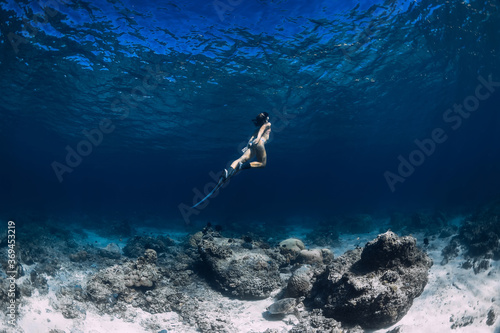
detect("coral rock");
top-left (298, 249), bottom-right (323, 264)
top-left (309, 231), bottom-right (432, 329)
top-left (286, 265), bottom-right (314, 298)
top-left (198, 237), bottom-right (281, 299)
top-left (279, 238), bottom-right (305, 254)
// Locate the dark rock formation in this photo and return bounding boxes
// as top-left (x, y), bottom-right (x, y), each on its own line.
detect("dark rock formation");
top-left (308, 231), bottom-right (432, 329)
top-left (457, 217), bottom-right (500, 259)
top-left (286, 265), bottom-right (314, 298)
top-left (486, 307), bottom-right (497, 326)
top-left (86, 249), bottom-right (160, 313)
top-left (69, 250), bottom-right (88, 262)
top-left (441, 238), bottom-right (460, 265)
top-left (443, 200), bottom-right (500, 264)
top-left (30, 270), bottom-right (49, 295)
top-left (450, 315), bottom-right (474, 329)
top-left (288, 309), bottom-right (362, 333)
top-left (197, 237), bottom-right (282, 299)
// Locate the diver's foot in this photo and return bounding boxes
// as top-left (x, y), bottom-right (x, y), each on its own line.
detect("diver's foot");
top-left (221, 167), bottom-right (235, 181)
top-left (221, 162), bottom-right (246, 181)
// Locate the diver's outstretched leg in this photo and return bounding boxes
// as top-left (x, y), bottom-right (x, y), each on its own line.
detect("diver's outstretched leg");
top-left (223, 147), bottom-right (254, 180)
top-left (222, 162), bottom-right (243, 181)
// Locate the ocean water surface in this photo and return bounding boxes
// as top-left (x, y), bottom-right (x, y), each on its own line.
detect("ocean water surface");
top-left (1, 0), bottom-right (499, 226)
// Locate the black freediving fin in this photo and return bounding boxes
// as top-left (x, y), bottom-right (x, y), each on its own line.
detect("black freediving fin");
top-left (191, 164), bottom-right (246, 209)
top-left (191, 171), bottom-right (232, 209)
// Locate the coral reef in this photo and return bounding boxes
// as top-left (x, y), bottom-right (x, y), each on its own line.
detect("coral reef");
top-left (442, 200), bottom-right (500, 266)
top-left (197, 236), bottom-right (283, 299)
top-left (69, 250), bottom-right (88, 262)
top-left (279, 238), bottom-right (305, 253)
top-left (0, 219), bottom-right (443, 332)
top-left (307, 231), bottom-right (432, 329)
top-left (458, 217), bottom-right (500, 259)
top-left (85, 249), bottom-right (160, 313)
top-left (298, 248), bottom-right (334, 265)
top-left (285, 265), bottom-right (315, 298)
top-left (289, 308), bottom-right (363, 333)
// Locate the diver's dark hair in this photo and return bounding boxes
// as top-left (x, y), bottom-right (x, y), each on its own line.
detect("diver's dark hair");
top-left (252, 112), bottom-right (269, 127)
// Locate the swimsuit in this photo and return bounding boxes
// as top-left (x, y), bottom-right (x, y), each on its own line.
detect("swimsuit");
top-left (241, 138), bottom-right (266, 153)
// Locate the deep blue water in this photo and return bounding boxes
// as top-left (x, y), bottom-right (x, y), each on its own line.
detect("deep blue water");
top-left (1, 0), bottom-right (499, 226)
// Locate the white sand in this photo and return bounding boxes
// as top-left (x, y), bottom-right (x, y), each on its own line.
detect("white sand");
top-left (15, 293), bottom-right (191, 333)
top-left (1, 224), bottom-right (499, 333)
top-left (375, 234), bottom-right (500, 333)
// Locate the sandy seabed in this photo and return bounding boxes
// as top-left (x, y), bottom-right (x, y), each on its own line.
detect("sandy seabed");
top-left (1, 221), bottom-right (499, 333)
